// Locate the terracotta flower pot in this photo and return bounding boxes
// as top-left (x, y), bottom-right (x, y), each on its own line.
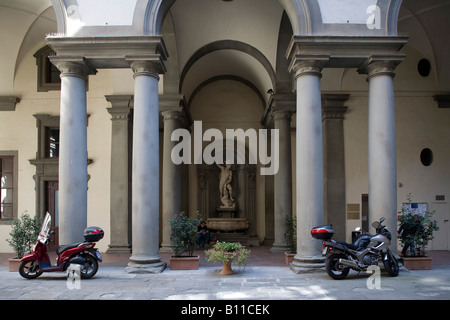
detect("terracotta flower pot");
top-left (169, 255), bottom-right (200, 270)
top-left (220, 252), bottom-right (235, 275)
top-left (8, 258), bottom-right (22, 272)
top-left (284, 252), bottom-right (296, 265)
top-left (401, 256), bottom-right (432, 270)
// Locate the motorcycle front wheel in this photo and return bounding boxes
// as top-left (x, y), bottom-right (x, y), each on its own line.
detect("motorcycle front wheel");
top-left (19, 260), bottom-right (43, 279)
top-left (325, 254), bottom-right (350, 280)
top-left (383, 250), bottom-right (399, 277)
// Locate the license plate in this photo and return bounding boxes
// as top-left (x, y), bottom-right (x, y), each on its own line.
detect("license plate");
top-left (322, 247), bottom-right (328, 255)
top-left (95, 251), bottom-right (102, 262)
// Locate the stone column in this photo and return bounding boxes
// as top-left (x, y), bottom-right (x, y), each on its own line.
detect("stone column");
top-left (289, 57), bottom-right (328, 273)
top-left (322, 94), bottom-right (349, 241)
top-left (271, 107), bottom-right (293, 252)
top-left (106, 95), bottom-right (133, 253)
top-left (126, 60), bottom-right (166, 273)
top-left (160, 109), bottom-right (183, 252)
top-left (50, 56), bottom-right (96, 244)
top-left (359, 57), bottom-right (403, 248)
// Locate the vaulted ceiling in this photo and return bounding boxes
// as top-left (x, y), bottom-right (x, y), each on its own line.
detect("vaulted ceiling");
top-left (1, 0), bottom-right (449, 96)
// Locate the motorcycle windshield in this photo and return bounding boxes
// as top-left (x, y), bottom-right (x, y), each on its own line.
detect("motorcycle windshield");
top-left (40, 212), bottom-right (51, 236)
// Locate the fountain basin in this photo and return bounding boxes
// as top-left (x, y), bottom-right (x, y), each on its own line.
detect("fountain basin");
top-left (206, 218), bottom-right (249, 232)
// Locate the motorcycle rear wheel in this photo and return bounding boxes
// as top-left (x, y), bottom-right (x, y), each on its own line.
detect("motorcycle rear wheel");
top-left (383, 250), bottom-right (399, 277)
top-left (325, 254), bottom-right (350, 280)
top-left (80, 254), bottom-right (99, 279)
top-left (19, 260), bottom-right (43, 279)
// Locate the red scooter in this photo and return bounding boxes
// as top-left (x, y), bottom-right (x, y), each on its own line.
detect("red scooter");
top-left (19, 213), bottom-right (104, 279)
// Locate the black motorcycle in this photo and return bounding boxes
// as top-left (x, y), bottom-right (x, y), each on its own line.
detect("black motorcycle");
top-left (311, 217), bottom-right (399, 280)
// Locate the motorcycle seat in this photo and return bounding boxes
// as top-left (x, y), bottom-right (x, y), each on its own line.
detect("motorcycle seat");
top-left (57, 243), bottom-right (82, 255)
top-left (337, 241), bottom-right (359, 250)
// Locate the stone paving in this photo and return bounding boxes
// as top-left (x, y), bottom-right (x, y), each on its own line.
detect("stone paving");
top-left (1, 263), bottom-right (450, 301)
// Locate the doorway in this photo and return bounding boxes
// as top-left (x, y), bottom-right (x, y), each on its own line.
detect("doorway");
top-left (46, 181), bottom-right (59, 250)
top-left (361, 194), bottom-right (369, 233)
top-left (432, 202), bottom-right (449, 250)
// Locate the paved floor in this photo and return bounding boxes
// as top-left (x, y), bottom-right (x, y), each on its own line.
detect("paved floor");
top-left (1, 247), bottom-right (450, 303)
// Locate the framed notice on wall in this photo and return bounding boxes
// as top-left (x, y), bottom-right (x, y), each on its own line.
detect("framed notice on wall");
top-left (401, 202), bottom-right (428, 216)
top-left (347, 203), bottom-right (360, 220)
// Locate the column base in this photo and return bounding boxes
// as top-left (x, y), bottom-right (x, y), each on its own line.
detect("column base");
top-left (106, 245), bottom-right (132, 254)
top-left (270, 244), bottom-right (291, 253)
top-left (159, 244), bottom-right (175, 253)
top-left (125, 255), bottom-right (167, 274)
top-left (289, 255), bottom-right (325, 274)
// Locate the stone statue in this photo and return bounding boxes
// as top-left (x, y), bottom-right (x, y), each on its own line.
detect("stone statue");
top-left (216, 162), bottom-right (235, 208)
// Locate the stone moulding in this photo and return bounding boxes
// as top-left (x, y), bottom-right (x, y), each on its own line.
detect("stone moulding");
top-left (0, 96), bottom-right (20, 111)
top-left (286, 35), bottom-right (408, 70)
top-left (46, 35), bottom-right (168, 70)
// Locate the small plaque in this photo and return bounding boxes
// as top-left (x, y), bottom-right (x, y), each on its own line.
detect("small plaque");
top-left (347, 203), bottom-right (360, 220)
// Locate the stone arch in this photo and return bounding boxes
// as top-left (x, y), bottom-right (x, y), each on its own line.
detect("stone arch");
top-left (141, 0), bottom-right (176, 35)
top-left (188, 75), bottom-right (266, 111)
top-left (179, 40), bottom-right (277, 96)
top-left (149, 0), bottom-right (303, 36)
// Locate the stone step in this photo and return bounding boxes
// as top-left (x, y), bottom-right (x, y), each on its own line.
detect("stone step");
top-left (211, 232), bottom-right (260, 246)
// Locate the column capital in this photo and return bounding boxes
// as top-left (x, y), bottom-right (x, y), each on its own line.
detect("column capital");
top-left (161, 109), bottom-right (183, 121)
top-left (105, 95), bottom-right (133, 120)
top-left (288, 55), bottom-right (329, 79)
top-left (272, 109), bottom-right (293, 121)
top-left (358, 54), bottom-right (405, 79)
top-left (433, 94), bottom-right (450, 109)
top-left (127, 56), bottom-right (166, 79)
top-left (322, 94), bottom-right (350, 120)
top-left (0, 96), bottom-right (20, 111)
top-left (160, 94), bottom-right (191, 128)
top-left (265, 93), bottom-right (295, 124)
top-left (49, 56), bottom-right (97, 80)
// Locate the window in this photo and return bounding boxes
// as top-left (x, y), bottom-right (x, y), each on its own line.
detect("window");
top-left (417, 58), bottom-right (431, 78)
top-left (34, 46), bottom-right (61, 92)
top-left (0, 152), bottom-right (18, 222)
top-left (46, 127), bottom-right (60, 158)
top-left (420, 148), bottom-right (433, 166)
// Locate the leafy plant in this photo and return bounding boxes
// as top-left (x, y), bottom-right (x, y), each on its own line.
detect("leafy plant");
top-left (169, 211), bottom-right (203, 257)
top-left (6, 212), bottom-right (42, 259)
top-left (284, 215), bottom-right (296, 253)
top-left (398, 194), bottom-right (439, 257)
top-left (205, 241), bottom-right (251, 266)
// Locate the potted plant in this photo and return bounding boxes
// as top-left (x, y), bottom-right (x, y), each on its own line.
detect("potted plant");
top-left (168, 211), bottom-right (203, 270)
top-left (205, 241), bottom-right (251, 275)
top-left (284, 215), bottom-right (297, 265)
top-left (6, 212), bottom-right (42, 271)
top-left (398, 194), bottom-right (439, 270)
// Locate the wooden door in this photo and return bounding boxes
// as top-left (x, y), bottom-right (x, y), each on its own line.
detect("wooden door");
top-left (46, 181), bottom-right (59, 250)
top-left (432, 202), bottom-right (449, 250)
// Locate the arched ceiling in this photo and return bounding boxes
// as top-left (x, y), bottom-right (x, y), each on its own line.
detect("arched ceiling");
top-left (1, 0), bottom-right (449, 95)
top-left (398, 0), bottom-right (450, 92)
top-left (166, 0), bottom-right (284, 106)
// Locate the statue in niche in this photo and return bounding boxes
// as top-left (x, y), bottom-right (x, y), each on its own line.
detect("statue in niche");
top-left (216, 161), bottom-right (235, 208)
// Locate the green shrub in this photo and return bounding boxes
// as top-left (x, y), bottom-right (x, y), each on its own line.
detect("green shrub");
top-left (169, 211), bottom-right (203, 257)
top-left (205, 241), bottom-right (251, 266)
top-left (6, 212), bottom-right (42, 259)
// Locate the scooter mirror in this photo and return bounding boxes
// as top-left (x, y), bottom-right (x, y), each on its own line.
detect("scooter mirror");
top-left (372, 221), bottom-right (380, 228)
top-left (379, 217), bottom-right (385, 223)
